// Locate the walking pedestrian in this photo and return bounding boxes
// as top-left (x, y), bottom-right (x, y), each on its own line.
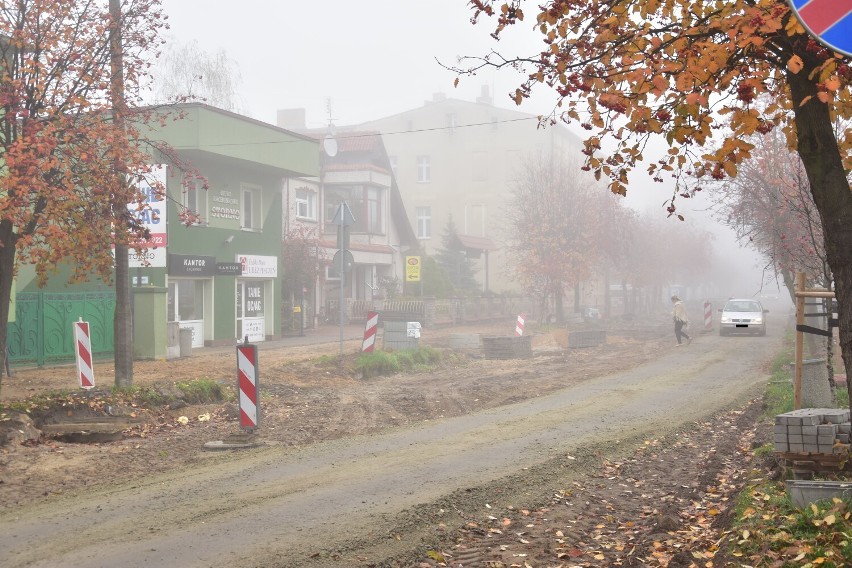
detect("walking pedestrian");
top-left (671, 295), bottom-right (692, 346)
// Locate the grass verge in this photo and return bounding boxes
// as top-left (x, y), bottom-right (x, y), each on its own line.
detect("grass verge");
top-left (723, 331), bottom-right (852, 566)
top-left (355, 346), bottom-right (444, 378)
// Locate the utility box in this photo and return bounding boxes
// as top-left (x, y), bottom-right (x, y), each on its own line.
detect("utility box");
top-left (383, 320), bottom-right (419, 351)
top-left (166, 322), bottom-right (180, 360)
top-left (132, 287), bottom-right (168, 360)
top-left (179, 327), bottom-right (193, 358)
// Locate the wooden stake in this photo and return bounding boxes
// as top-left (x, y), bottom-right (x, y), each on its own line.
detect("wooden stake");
top-left (794, 272), bottom-right (805, 410)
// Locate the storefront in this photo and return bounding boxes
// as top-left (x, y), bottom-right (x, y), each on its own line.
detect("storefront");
top-left (167, 253), bottom-right (215, 348)
top-left (235, 254), bottom-right (277, 342)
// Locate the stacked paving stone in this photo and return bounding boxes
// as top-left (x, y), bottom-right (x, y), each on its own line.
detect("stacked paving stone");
top-left (774, 408), bottom-right (852, 454)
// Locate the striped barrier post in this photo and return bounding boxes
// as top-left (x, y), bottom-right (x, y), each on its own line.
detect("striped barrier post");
top-left (73, 318), bottom-right (94, 390)
top-left (514, 313), bottom-right (525, 336)
top-left (362, 311), bottom-right (379, 352)
top-left (704, 301), bottom-right (713, 332)
top-left (236, 339), bottom-right (260, 432)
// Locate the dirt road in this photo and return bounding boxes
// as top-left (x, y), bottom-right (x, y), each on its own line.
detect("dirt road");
top-left (0, 318), bottom-right (783, 567)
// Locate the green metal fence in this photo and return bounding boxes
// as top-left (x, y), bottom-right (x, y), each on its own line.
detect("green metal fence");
top-left (8, 292), bottom-right (115, 366)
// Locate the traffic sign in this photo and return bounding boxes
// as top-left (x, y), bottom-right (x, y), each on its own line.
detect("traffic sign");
top-left (237, 342), bottom-right (260, 431)
top-left (73, 319), bottom-right (94, 390)
top-left (788, 0), bottom-right (852, 56)
top-left (331, 201), bottom-right (356, 226)
top-left (332, 249), bottom-right (354, 274)
top-left (405, 256), bottom-right (421, 282)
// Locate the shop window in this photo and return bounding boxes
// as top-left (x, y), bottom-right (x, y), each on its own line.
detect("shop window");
top-left (168, 280), bottom-right (204, 321)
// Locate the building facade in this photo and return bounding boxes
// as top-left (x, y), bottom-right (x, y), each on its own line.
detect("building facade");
top-left (139, 104), bottom-right (319, 347)
top-left (280, 125), bottom-right (417, 325)
top-left (356, 88), bottom-right (588, 293)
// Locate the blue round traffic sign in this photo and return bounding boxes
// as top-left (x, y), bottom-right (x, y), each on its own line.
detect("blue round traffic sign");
top-left (788, 0), bottom-right (852, 57)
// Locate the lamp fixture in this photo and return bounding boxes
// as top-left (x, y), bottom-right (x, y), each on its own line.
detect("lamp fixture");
top-left (224, 235), bottom-right (234, 244)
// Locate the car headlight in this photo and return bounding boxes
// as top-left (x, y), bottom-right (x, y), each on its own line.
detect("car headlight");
top-left (753, 317), bottom-right (763, 324)
top-left (721, 316), bottom-right (730, 323)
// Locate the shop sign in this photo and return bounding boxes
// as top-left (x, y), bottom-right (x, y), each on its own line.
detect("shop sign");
top-left (131, 247), bottom-right (167, 269)
top-left (237, 254), bottom-right (277, 278)
top-left (241, 317), bottom-right (265, 342)
top-left (208, 189), bottom-right (241, 229)
top-left (216, 262), bottom-right (242, 276)
top-left (168, 253), bottom-right (216, 277)
top-left (244, 283), bottom-right (264, 316)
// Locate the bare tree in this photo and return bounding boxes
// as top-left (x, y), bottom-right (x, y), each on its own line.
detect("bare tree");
top-left (150, 39), bottom-right (244, 112)
top-left (506, 154), bottom-right (601, 323)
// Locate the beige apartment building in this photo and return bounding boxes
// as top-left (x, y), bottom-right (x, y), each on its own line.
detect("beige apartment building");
top-left (358, 87), bottom-right (588, 293)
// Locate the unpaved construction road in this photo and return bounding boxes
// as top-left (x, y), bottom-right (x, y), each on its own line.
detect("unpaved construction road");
top-left (0, 318), bottom-right (783, 568)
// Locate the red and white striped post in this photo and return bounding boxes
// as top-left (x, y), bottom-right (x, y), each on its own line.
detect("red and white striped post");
top-left (236, 340), bottom-right (260, 432)
top-left (73, 318), bottom-right (94, 390)
top-left (703, 301), bottom-right (713, 332)
top-left (514, 313), bottom-right (525, 336)
top-left (362, 311), bottom-right (379, 353)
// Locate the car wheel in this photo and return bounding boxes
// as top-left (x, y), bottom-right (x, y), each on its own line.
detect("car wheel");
top-left (719, 329), bottom-right (726, 337)
top-left (759, 326), bottom-right (766, 337)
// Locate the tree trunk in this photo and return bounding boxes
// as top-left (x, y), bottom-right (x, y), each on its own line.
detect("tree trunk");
top-left (788, 71), bottom-right (852, 409)
top-left (114, 242), bottom-right (133, 387)
top-left (110, 0), bottom-right (133, 387)
top-left (0, 221), bottom-right (16, 396)
top-left (554, 282), bottom-right (564, 324)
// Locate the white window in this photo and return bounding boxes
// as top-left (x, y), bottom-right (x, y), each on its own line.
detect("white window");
top-left (183, 181), bottom-right (207, 225)
top-left (416, 206), bottom-right (431, 239)
top-left (466, 204), bottom-right (487, 236)
top-left (416, 155), bottom-right (431, 183)
top-left (294, 187), bottom-right (316, 220)
top-left (366, 187), bottom-right (383, 234)
top-left (241, 184), bottom-right (262, 230)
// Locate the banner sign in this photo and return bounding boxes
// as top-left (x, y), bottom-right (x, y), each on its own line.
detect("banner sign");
top-left (129, 165), bottom-right (168, 268)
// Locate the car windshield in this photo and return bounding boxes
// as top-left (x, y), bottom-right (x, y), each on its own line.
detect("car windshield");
top-left (724, 301), bottom-right (761, 312)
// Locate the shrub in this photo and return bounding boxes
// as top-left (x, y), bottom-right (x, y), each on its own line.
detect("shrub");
top-left (356, 351), bottom-right (401, 378)
top-left (176, 379), bottom-right (226, 404)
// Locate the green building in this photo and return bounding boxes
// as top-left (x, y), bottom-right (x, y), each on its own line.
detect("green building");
top-left (139, 104), bottom-right (319, 349)
top-left (10, 104), bottom-right (319, 363)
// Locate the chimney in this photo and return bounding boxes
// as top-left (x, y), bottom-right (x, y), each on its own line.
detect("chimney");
top-left (476, 85), bottom-right (492, 105)
top-left (276, 108), bottom-right (306, 131)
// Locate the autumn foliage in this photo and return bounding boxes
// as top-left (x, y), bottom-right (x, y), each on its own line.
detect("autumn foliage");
top-left (0, 1), bottom-right (170, 390)
top-left (458, 0), bottom-right (852, 404)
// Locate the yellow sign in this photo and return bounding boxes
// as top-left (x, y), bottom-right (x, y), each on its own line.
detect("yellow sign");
top-left (292, 306), bottom-right (301, 313)
top-left (405, 256), bottom-right (421, 282)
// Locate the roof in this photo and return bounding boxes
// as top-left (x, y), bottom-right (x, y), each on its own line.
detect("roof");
top-left (456, 234), bottom-right (497, 252)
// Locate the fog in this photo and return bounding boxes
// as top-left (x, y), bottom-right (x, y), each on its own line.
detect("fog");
top-left (161, 0), bottom-right (777, 302)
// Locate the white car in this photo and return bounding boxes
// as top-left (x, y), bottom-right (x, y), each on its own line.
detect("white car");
top-left (718, 298), bottom-right (768, 336)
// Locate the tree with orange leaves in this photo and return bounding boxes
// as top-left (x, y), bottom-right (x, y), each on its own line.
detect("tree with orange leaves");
top-left (454, 0), bottom-right (852, 404)
top-left (0, 1), bottom-right (171, 392)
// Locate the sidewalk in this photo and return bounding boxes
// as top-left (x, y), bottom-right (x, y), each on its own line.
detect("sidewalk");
top-left (201, 323), bottom-right (367, 356)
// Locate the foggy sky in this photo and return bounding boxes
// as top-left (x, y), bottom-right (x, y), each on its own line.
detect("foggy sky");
top-left (161, 0), bottom-right (771, 296)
